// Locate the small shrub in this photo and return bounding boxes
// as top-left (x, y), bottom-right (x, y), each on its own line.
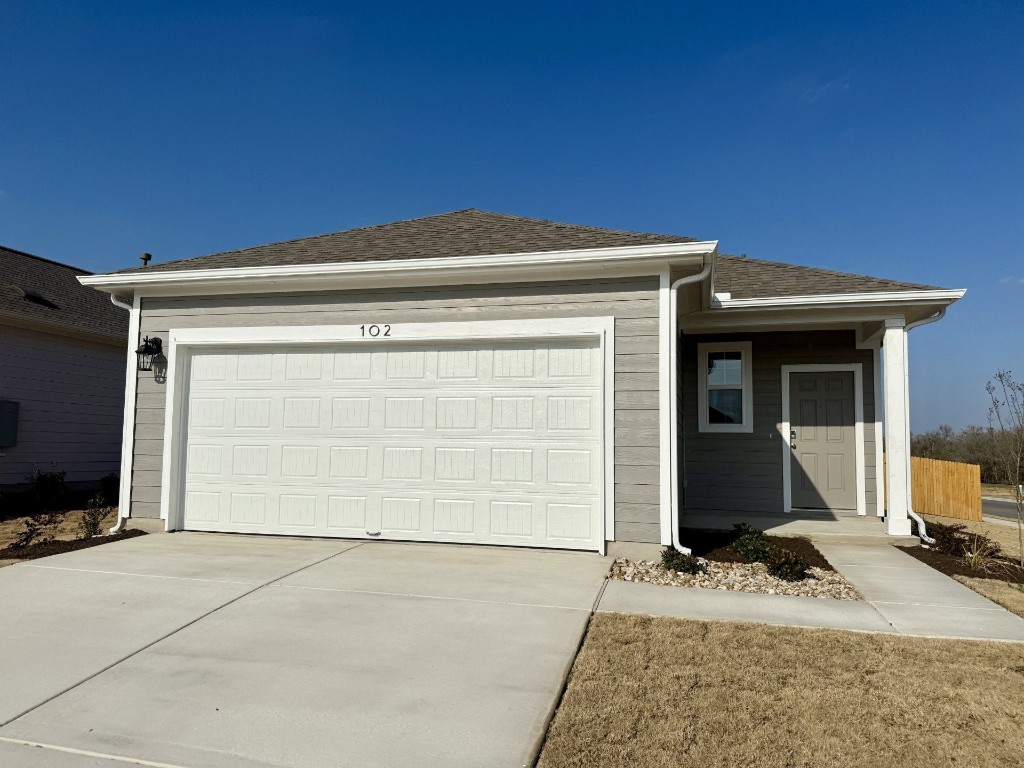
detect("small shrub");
top-left (80, 495), bottom-right (109, 539)
top-left (661, 548), bottom-right (707, 575)
top-left (99, 473), bottom-right (119, 506)
top-left (731, 524), bottom-right (775, 563)
top-left (962, 534), bottom-right (1003, 573)
top-left (28, 470), bottom-right (68, 511)
top-left (9, 513), bottom-right (57, 550)
top-left (924, 521), bottom-right (971, 556)
top-left (767, 550), bottom-right (810, 581)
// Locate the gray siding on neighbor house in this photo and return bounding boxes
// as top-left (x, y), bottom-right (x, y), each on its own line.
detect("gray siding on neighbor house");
top-left (681, 330), bottom-right (877, 516)
top-left (0, 324), bottom-right (125, 486)
top-left (130, 277), bottom-right (663, 543)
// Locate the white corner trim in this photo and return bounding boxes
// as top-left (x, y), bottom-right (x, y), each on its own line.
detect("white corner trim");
top-left (873, 347), bottom-right (885, 517)
top-left (658, 270), bottom-right (673, 545)
top-left (113, 294), bottom-right (140, 522)
top-left (79, 241), bottom-right (718, 292)
top-left (716, 289), bottom-right (965, 310)
top-left (780, 364), bottom-right (867, 516)
top-left (696, 341), bottom-right (754, 434)
top-left (159, 317), bottom-right (616, 551)
top-left (602, 323), bottom-right (616, 552)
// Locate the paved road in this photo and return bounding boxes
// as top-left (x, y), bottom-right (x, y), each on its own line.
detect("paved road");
top-left (983, 496), bottom-right (1020, 521)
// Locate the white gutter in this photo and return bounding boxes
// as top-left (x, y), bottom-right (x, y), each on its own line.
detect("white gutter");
top-left (108, 294), bottom-right (138, 534)
top-left (900, 307), bottom-right (948, 546)
top-left (715, 289), bottom-right (966, 309)
top-left (667, 259), bottom-right (715, 554)
top-left (78, 241), bottom-right (717, 292)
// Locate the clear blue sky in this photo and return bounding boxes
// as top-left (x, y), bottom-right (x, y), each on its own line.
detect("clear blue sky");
top-left (1, 1), bottom-right (1021, 432)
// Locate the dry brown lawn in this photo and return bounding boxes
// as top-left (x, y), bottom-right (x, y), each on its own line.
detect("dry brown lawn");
top-left (538, 614), bottom-right (1024, 768)
top-left (982, 483), bottom-right (1020, 501)
top-left (0, 507), bottom-right (118, 562)
top-left (923, 513), bottom-right (1023, 562)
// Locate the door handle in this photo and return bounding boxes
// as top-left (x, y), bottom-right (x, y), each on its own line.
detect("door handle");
top-left (790, 430), bottom-right (797, 449)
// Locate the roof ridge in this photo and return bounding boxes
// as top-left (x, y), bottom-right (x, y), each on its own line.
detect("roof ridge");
top-left (0, 244), bottom-right (93, 275)
top-left (461, 208), bottom-right (693, 240)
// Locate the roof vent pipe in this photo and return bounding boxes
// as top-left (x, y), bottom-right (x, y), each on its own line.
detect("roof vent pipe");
top-left (139, 252), bottom-right (152, 267)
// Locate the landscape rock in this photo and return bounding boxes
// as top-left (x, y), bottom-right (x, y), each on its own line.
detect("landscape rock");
top-left (610, 558), bottom-right (861, 600)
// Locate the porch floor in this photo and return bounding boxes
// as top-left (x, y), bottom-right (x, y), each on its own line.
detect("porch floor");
top-left (680, 509), bottom-right (917, 544)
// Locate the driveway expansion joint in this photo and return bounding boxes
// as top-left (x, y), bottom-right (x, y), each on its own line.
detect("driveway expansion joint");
top-left (0, 736), bottom-right (192, 768)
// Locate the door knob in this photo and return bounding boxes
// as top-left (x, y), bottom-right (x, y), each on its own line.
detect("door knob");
top-left (790, 430), bottom-right (797, 449)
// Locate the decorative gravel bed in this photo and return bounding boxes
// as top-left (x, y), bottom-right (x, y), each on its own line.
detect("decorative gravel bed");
top-left (611, 558), bottom-right (862, 600)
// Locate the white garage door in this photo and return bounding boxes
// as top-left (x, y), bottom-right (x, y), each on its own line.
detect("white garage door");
top-left (182, 338), bottom-right (605, 550)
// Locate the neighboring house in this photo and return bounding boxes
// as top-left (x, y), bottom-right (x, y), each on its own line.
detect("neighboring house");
top-left (80, 210), bottom-right (963, 550)
top-left (0, 246), bottom-right (128, 491)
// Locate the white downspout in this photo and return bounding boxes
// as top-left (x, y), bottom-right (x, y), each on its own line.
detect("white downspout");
top-left (108, 294), bottom-right (135, 534)
top-left (668, 259), bottom-right (714, 554)
top-left (897, 307), bottom-right (947, 546)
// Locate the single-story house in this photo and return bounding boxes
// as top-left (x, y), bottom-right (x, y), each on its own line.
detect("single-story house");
top-left (79, 210), bottom-right (963, 551)
top-left (1, 245), bottom-right (128, 491)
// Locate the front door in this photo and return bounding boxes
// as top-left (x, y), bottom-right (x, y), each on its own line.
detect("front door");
top-left (788, 371), bottom-right (857, 510)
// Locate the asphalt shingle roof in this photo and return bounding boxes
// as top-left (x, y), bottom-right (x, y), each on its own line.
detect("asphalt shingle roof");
top-left (0, 246), bottom-right (128, 342)
top-left (112, 209), bottom-right (940, 298)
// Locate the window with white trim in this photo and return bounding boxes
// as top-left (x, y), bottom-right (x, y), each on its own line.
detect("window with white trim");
top-left (697, 341), bottom-right (753, 433)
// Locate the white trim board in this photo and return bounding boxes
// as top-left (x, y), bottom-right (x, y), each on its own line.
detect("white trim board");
top-left (158, 317), bottom-right (616, 553)
top-left (80, 241), bottom-right (717, 296)
top-left (716, 289), bottom-right (965, 309)
top-left (115, 294), bottom-right (141, 520)
top-left (780, 364), bottom-right (867, 517)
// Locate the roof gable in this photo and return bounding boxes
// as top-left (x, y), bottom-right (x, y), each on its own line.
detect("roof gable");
top-left (0, 246), bottom-right (128, 341)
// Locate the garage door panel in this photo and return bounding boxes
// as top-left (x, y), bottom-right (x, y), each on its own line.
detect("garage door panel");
top-left (185, 436), bottom-right (599, 493)
top-left (185, 386), bottom-right (602, 441)
top-left (183, 338), bottom-right (604, 550)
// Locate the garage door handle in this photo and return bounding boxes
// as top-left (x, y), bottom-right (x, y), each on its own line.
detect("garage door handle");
top-left (367, 531), bottom-right (381, 537)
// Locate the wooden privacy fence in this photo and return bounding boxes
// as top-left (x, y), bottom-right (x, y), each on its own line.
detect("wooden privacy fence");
top-left (884, 455), bottom-right (982, 521)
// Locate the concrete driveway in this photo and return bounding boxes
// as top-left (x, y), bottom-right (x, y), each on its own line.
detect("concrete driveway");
top-left (0, 533), bottom-right (610, 767)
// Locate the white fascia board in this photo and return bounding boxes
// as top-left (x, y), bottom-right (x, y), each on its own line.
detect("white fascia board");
top-left (715, 289), bottom-right (965, 310)
top-left (77, 241), bottom-right (718, 294)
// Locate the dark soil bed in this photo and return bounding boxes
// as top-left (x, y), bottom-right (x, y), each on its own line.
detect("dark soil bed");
top-left (0, 529), bottom-right (147, 561)
top-left (679, 527), bottom-right (834, 571)
top-left (897, 545), bottom-right (1024, 582)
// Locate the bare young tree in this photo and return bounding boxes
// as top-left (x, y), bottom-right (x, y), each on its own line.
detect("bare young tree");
top-left (987, 371), bottom-right (1024, 568)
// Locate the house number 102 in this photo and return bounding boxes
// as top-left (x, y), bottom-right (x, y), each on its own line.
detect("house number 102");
top-left (360, 324), bottom-right (391, 337)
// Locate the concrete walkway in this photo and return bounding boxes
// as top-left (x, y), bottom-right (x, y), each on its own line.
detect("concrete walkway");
top-left (599, 541), bottom-right (1024, 643)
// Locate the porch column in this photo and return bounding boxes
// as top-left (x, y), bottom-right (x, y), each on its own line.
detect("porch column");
top-left (882, 318), bottom-right (912, 535)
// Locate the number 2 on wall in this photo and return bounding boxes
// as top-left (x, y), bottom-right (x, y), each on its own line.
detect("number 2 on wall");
top-left (359, 324), bottom-right (391, 338)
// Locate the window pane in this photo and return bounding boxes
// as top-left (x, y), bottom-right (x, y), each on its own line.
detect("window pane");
top-left (707, 351), bottom-right (742, 387)
top-left (708, 388), bottom-right (743, 424)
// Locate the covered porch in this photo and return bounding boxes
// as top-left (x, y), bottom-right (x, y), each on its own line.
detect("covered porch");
top-left (668, 275), bottom-right (964, 542)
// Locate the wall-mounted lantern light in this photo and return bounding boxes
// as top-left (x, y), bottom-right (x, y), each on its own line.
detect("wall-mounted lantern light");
top-left (136, 336), bottom-right (163, 372)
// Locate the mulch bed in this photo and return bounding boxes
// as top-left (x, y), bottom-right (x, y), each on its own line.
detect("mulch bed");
top-left (0, 529), bottom-right (147, 562)
top-left (680, 527), bottom-right (835, 571)
top-left (897, 545), bottom-right (1024, 583)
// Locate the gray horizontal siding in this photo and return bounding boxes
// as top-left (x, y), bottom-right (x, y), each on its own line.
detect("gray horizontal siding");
top-left (131, 277), bottom-right (662, 543)
top-left (681, 330), bottom-right (877, 517)
top-left (0, 324), bottom-right (125, 485)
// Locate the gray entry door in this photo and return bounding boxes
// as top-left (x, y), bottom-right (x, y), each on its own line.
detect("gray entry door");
top-left (789, 371), bottom-right (857, 510)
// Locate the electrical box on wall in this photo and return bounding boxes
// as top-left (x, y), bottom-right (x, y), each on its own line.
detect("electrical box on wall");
top-left (0, 400), bottom-right (19, 448)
